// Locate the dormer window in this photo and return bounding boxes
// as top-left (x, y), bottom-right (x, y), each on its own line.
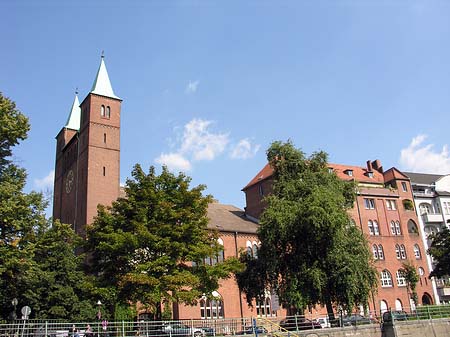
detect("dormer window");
top-left (328, 168), bottom-right (333, 174)
top-left (344, 169), bottom-right (353, 177)
top-left (367, 171), bottom-right (374, 178)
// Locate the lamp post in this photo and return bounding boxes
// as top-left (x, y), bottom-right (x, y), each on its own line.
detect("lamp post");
top-left (11, 298), bottom-right (18, 320)
top-left (97, 300), bottom-right (102, 337)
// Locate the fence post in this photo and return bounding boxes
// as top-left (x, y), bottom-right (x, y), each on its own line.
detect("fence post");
top-left (45, 321), bottom-right (48, 337)
top-left (427, 306), bottom-right (431, 320)
top-left (122, 321), bottom-right (125, 337)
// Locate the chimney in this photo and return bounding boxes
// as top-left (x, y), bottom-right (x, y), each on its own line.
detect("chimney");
top-left (371, 159), bottom-right (383, 173)
top-left (366, 160), bottom-right (373, 172)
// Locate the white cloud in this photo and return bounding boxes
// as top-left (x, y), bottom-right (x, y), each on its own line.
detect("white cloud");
top-left (185, 80), bottom-right (199, 94)
top-left (399, 134), bottom-right (450, 174)
top-left (34, 170), bottom-right (54, 190)
top-left (230, 138), bottom-right (260, 159)
top-left (155, 153), bottom-right (192, 172)
top-left (180, 119), bottom-right (229, 161)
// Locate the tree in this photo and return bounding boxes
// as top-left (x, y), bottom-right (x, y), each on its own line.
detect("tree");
top-left (237, 141), bottom-right (377, 319)
top-left (86, 164), bottom-right (241, 319)
top-left (30, 221), bottom-right (97, 320)
top-left (428, 227), bottom-right (450, 279)
top-left (399, 262), bottom-right (419, 306)
top-left (0, 93), bottom-right (48, 319)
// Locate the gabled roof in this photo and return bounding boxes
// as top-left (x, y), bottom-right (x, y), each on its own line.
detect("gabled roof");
top-left (242, 163), bottom-right (273, 190)
top-left (403, 172), bottom-right (444, 185)
top-left (90, 56), bottom-right (120, 100)
top-left (207, 202), bottom-right (258, 234)
top-left (64, 94), bottom-right (81, 131)
top-left (243, 161), bottom-right (385, 190)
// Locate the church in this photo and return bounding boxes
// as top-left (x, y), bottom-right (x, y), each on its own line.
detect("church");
top-left (52, 56), bottom-right (275, 320)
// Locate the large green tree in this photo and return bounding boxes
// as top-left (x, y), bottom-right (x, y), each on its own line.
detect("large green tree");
top-left (0, 93), bottom-right (97, 320)
top-left (30, 221), bottom-right (97, 320)
top-left (86, 164), bottom-right (241, 319)
top-left (0, 93), bottom-right (48, 319)
top-left (237, 141), bottom-right (377, 318)
top-left (428, 227), bottom-right (450, 279)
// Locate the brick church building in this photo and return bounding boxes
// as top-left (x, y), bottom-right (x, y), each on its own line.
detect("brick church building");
top-left (52, 57), bottom-right (273, 320)
top-left (53, 57), bottom-right (435, 321)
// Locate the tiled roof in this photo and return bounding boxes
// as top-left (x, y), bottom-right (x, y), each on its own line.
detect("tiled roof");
top-left (403, 172), bottom-right (444, 185)
top-left (243, 162), bottom-right (385, 190)
top-left (242, 163), bottom-right (274, 190)
top-left (207, 202), bottom-right (258, 234)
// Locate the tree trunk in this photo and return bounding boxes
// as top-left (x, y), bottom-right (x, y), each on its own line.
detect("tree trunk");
top-left (325, 299), bottom-right (336, 326)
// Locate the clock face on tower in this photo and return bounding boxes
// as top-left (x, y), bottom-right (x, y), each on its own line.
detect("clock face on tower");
top-left (65, 170), bottom-right (74, 194)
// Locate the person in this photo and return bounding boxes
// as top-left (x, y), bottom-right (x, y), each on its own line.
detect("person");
top-left (70, 325), bottom-right (76, 337)
top-left (85, 324), bottom-right (93, 337)
top-left (74, 329), bottom-right (80, 337)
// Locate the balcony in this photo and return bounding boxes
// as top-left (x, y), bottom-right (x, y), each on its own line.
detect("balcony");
top-left (423, 213), bottom-right (443, 223)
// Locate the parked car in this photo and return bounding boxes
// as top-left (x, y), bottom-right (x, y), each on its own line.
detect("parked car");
top-left (342, 314), bottom-right (374, 326)
top-left (315, 317), bottom-right (331, 328)
top-left (279, 318), bottom-right (322, 331)
top-left (237, 326), bottom-right (267, 335)
top-left (160, 323), bottom-right (205, 337)
top-left (195, 327), bottom-right (215, 336)
top-left (383, 310), bottom-right (409, 323)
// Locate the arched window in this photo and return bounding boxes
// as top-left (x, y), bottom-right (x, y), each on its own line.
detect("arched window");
top-left (395, 299), bottom-right (403, 311)
top-left (418, 267), bottom-right (425, 276)
top-left (396, 270), bottom-right (406, 286)
top-left (200, 293), bottom-right (224, 319)
top-left (106, 106), bottom-right (111, 118)
top-left (256, 296), bottom-right (273, 317)
top-left (390, 221), bottom-right (396, 235)
top-left (368, 221), bottom-right (374, 235)
top-left (408, 220), bottom-right (419, 234)
top-left (252, 243), bottom-right (258, 259)
top-left (372, 245), bottom-right (379, 260)
top-left (380, 300), bottom-right (389, 314)
top-left (101, 105), bottom-right (105, 117)
top-left (381, 270), bottom-right (393, 287)
top-left (420, 203), bottom-right (432, 215)
top-left (400, 245), bottom-right (407, 260)
top-left (378, 244), bottom-right (385, 260)
top-left (414, 244), bottom-right (421, 259)
top-left (373, 220), bottom-right (380, 235)
top-left (395, 221), bottom-right (402, 235)
top-left (217, 238), bottom-right (224, 263)
top-left (395, 244), bottom-right (401, 259)
top-left (246, 241), bottom-right (252, 256)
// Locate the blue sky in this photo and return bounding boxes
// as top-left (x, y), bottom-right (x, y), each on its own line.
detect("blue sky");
top-left (2, 0), bottom-right (450, 212)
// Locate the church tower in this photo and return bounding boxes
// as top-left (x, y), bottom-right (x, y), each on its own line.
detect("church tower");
top-left (53, 56), bottom-right (121, 236)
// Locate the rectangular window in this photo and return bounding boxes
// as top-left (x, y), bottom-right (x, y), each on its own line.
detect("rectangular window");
top-left (444, 202), bottom-right (450, 215)
top-left (364, 198), bottom-right (375, 209)
top-left (401, 182), bottom-right (408, 192)
top-left (386, 200), bottom-right (397, 210)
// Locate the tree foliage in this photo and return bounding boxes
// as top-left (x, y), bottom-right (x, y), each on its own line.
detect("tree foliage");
top-left (428, 227), bottom-right (450, 279)
top-left (399, 261), bottom-right (419, 305)
top-left (86, 164), bottom-right (241, 319)
top-left (237, 140), bottom-right (377, 316)
top-left (0, 93), bottom-right (96, 320)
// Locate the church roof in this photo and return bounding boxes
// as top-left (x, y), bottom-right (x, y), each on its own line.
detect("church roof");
top-left (90, 56), bottom-right (120, 100)
top-left (64, 93), bottom-right (81, 131)
top-left (207, 202), bottom-right (258, 234)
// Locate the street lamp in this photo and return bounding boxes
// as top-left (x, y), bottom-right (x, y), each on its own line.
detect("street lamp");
top-left (11, 298), bottom-right (18, 320)
top-left (97, 301), bottom-right (102, 337)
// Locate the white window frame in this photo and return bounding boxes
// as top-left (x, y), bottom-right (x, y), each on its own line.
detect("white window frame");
top-left (365, 198), bottom-right (375, 209)
top-left (396, 270), bottom-right (406, 287)
top-left (414, 244), bottom-right (421, 259)
top-left (378, 244), bottom-right (384, 260)
top-left (381, 270), bottom-right (393, 287)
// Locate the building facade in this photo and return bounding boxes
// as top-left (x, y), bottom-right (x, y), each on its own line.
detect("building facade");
top-left (403, 172), bottom-right (450, 304)
top-left (243, 160), bottom-right (435, 314)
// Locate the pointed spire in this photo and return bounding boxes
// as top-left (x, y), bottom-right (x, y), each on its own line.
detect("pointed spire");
top-left (65, 92), bottom-right (81, 131)
top-left (90, 54), bottom-right (120, 99)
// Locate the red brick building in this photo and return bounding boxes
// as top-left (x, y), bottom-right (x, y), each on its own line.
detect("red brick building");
top-left (52, 57), bottom-right (282, 320)
top-left (242, 160), bottom-right (435, 314)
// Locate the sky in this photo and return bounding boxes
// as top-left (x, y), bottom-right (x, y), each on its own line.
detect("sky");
top-left (2, 0), bottom-right (450, 213)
